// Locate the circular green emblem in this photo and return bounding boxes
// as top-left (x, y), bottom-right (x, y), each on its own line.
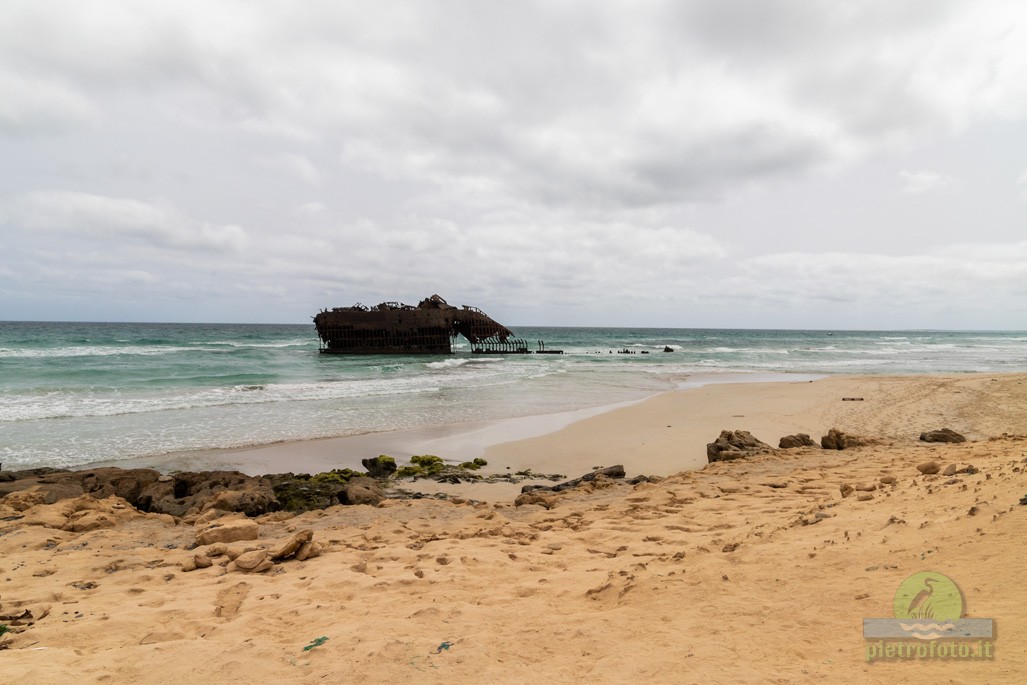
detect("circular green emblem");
top-left (893, 571), bottom-right (964, 620)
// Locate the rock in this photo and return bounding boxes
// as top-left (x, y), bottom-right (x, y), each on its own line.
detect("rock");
top-left (295, 541), bottom-right (322, 561)
top-left (17, 494), bottom-right (141, 531)
top-left (79, 468), bottom-right (162, 506)
top-left (338, 477), bottom-right (385, 506)
top-left (193, 507), bottom-right (229, 527)
top-left (137, 470), bottom-right (279, 517)
top-left (854, 483), bottom-right (877, 492)
top-left (707, 431), bottom-right (773, 462)
top-left (559, 464), bottom-right (625, 485)
top-left (62, 510), bottom-right (119, 533)
top-left (0, 487), bottom-right (52, 512)
top-left (839, 484), bottom-right (854, 498)
top-left (360, 455), bottom-right (397, 479)
top-left (916, 462), bottom-right (941, 475)
top-left (879, 475), bottom-right (897, 485)
top-left (820, 428), bottom-right (869, 450)
top-left (270, 529), bottom-right (313, 561)
top-left (920, 428), bottom-right (966, 444)
top-left (193, 554), bottom-right (213, 569)
top-left (0, 479), bottom-right (85, 508)
top-left (778, 434), bottom-right (818, 449)
top-left (207, 489), bottom-right (279, 517)
top-left (856, 493), bottom-right (874, 502)
top-left (942, 464), bottom-right (958, 477)
top-left (204, 543), bottom-right (229, 557)
top-left (580, 474), bottom-right (617, 491)
top-left (269, 475), bottom-right (344, 512)
top-left (195, 519), bottom-right (260, 546)
top-left (523, 465), bottom-right (627, 494)
top-left (228, 550), bottom-right (273, 574)
top-left (514, 491), bottom-right (558, 509)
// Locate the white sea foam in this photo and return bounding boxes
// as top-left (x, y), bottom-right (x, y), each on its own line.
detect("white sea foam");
top-left (425, 358), bottom-right (470, 369)
top-left (0, 345), bottom-right (201, 358)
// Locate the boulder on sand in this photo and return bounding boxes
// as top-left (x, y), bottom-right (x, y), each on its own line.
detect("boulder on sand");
top-left (919, 428), bottom-right (966, 444)
top-left (195, 518), bottom-right (260, 546)
top-left (360, 455), bottom-right (397, 479)
top-left (707, 431), bottom-right (773, 462)
top-left (779, 434), bottom-right (818, 449)
top-left (820, 428), bottom-right (869, 450)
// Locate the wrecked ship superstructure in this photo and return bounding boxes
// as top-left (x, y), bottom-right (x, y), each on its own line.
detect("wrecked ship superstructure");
top-left (314, 295), bottom-right (529, 354)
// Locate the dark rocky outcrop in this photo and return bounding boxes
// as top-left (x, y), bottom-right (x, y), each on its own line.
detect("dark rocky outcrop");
top-left (778, 433), bottom-right (818, 449)
top-left (268, 475), bottom-right (341, 512)
top-left (707, 430), bottom-right (773, 462)
top-left (0, 465), bottom-right (383, 518)
top-left (919, 428), bottom-right (966, 444)
top-left (268, 469), bottom-right (367, 511)
top-left (0, 467), bottom-right (280, 518)
top-left (521, 465), bottom-right (627, 494)
top-left (135, 470), bottom-right (279, 517)
top-left (361, 455), bottom-right (397, 478)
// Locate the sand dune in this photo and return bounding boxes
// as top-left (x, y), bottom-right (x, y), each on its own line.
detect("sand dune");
top-left (2, 374), bottom-right (1025, 683)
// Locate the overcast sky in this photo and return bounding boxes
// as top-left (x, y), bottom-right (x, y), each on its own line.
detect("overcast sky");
top-left (2, 1), bottom-right (1026, 329)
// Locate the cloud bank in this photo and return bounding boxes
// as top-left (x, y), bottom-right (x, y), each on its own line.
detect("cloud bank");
top-left (1, 1), bottom-right (1025, 328)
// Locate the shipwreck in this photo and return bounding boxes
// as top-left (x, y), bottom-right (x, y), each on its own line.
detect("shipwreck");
top-left (314, 294), bottom-right (546, 355)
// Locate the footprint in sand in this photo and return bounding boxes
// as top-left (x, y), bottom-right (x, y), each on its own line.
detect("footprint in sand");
top-left (215, 581), bottom-right (251, 619)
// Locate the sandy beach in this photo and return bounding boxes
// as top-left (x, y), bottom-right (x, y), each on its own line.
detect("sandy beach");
top-left (2, 373), bottom-right (1026, 682)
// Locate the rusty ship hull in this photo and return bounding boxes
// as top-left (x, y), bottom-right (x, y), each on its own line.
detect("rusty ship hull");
top-left (314, 295), bottom-right (518, 354)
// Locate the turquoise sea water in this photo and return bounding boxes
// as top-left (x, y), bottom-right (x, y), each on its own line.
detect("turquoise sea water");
top-left (2, 322), bottom-right (1026, 470)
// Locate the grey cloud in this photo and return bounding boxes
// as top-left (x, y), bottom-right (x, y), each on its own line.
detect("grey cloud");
top-left (14, 191), bottom-right (247, 252)
top-left (899, 170), bottom-right (955, 194)
top-left (1, 2), bottom-right (1025, 326)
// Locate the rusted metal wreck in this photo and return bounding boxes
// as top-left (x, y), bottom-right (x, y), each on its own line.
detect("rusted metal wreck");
top-left (314, 294), bottom-right (530, 354)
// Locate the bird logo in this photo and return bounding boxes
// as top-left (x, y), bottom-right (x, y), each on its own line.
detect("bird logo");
top-left (893, 572), bottom-right (965, 639)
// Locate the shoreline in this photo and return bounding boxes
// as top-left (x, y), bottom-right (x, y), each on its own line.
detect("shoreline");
top-left (75, 371), bottom-right (1027, 502)
top-left (85, 371), bottom-right (823, 478)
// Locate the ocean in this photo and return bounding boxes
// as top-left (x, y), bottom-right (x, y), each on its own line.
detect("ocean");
top-left (2, 322), bottom-right (1026, 471)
